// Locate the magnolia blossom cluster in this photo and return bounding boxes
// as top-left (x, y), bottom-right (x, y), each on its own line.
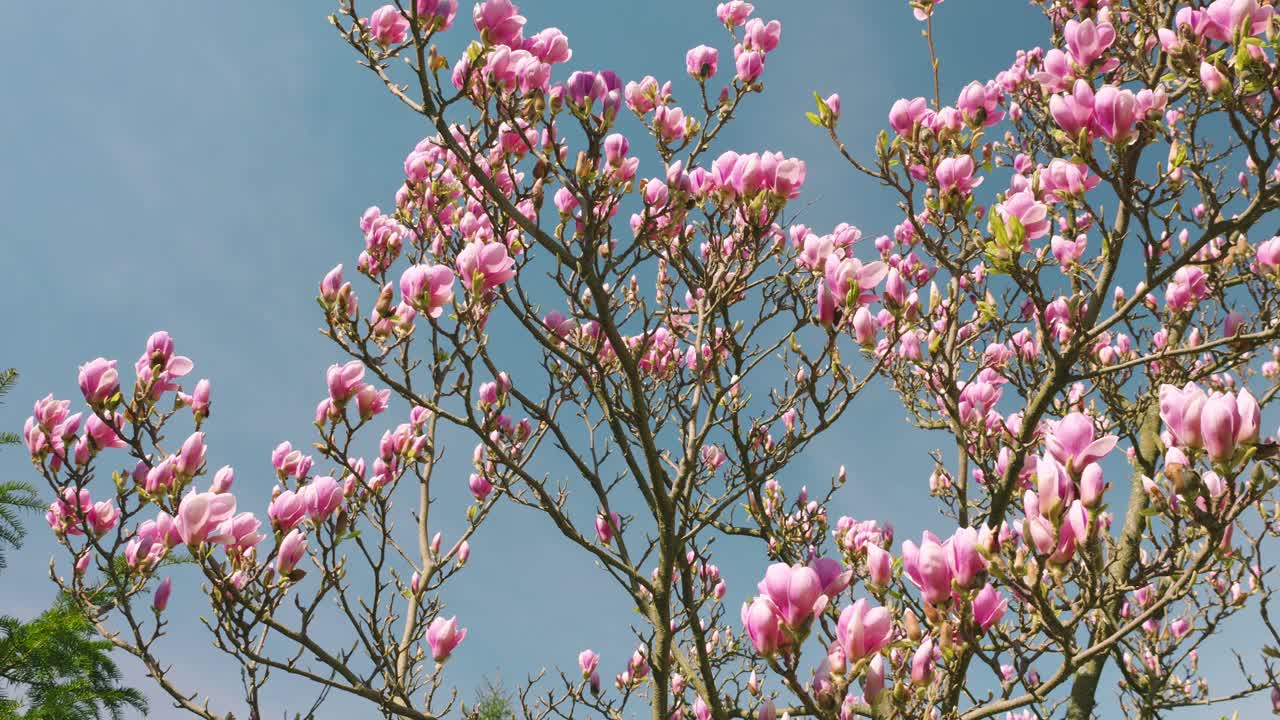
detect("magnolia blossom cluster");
top-left (25, 0), bottom-right (1280, 718)
top-left (31, 330), bottom-right (467, 663)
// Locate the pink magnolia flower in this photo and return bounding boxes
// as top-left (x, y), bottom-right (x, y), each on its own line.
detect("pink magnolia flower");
top-left (888, 97), bottom-right (929, 136)
top-left (1036, 454), bottom-right (1074, 517)
top-left (911, 637), bottom-right (935, 685)
top-left (1049, 80), bottom-right (1094, 137)
top-left (1199, 389), bottom-right (1258, 461)
top-left (972, 583), bottom-right (1008, 632)
top-left (653, 105), bottom-right (686, 142)
top-left (174, 432), bottom-right (206, 477)
top-left (399, 263), bottom-right (455, 318)
top-left (758, 563), bottom-right (825, 627)
top-left (947, 527), bottom-right (987, 589)
top-left (468, 473), bottom-right (494, 501)
top-left (743, 17), bottom-right (781, 52)
top-left (1160, 382), bottom-right (1208, 449)
top-left (1080, 462), bottom-right (1105, 508)
top-left (78, 358), bottom-right (119, 407)
top-left (355, 384), bottom-right (391, 419)
top-left (176, 490), bottom-right (237, 546)
top-left (1093, 85), bottom-right (1138, 144)
top-left (1203, 0), bottom-right (1273, 42)
top-left (125, 512), bottom-right (180, 569)
top-left (1199, 62), bottom-right (1228, 94)
top-left (302, 475), bottom-right (343, 522)
top-left (1064, 18), bottom-right (1116, 68)
top-left (1201, 393), bottom-right (1239, 461)
top-left (523, 27), bottom-right (571, 64)
top-left (327, 361), bottom-right (366, 404)
top-left (903, 532), bottom-right (952, 605)
top-left (84, 413), bottom-right (126, 451)
top-left (935, 156), bottom-right (983, 196)
top-left (823, 255), bottom-right (889, 309)
top-left (701, 444), bottom-right (727, 471)
top-left (473, 0), bottom-right (525, 47)
top-left (810, 556), bottom-right (853, 597)
top-left (456, 241), bottom-right (516, 294)
top-left (717, 1), bottom-right (754, 27)
top-left (368, 5), bottom-right (409, 46)
top-left (178, 378), bottom-right (211, 419)
top-left (46, 488), bottom-right (90, 536)
top-left (741, 596), bottom-right (785, 655)
top-left (319, 264), bottom-right (345, 304)
top-left (862, 655), bottom-right (885, 702)
top-left (685, 45), bottom-right (719, 79)
top-left (153, 577), bottom-right (172, 611)
top-left (595, 511), bottom-right (620, 545)
top-left (996, 190), bottom-right (1050, 240)
top-left (427, 615), bottom-right (467, 661)
top-left (134, 331), bottom-right (194, 397)
top-left (272, 441), bottom-right (312, 479)
top-left (416, 0), bottom-right (458, 28)
top-left (1046, 413), bottom-right (1118, 471)
top-left (912, 0), bottom-right (943, 21)
top-left (86, 500), bottom-right (119, 536)
top-left (1165, 265), bottom-right (1208, 312)
top-left (276, 528), bottom-right (307, 575)
top-left (837, 599), bottom-right (892, 661)
top-left (865, 544), bottom-right (892, 588)
top-left (211, 511), bottom-right (265, 550)
top-left (735, 48), bottom-right (765, 83)
top-left (956, 81), bottom-right (1004, 126)
top-left (578, 649), bottom-right (599, 677)
top-left (1051, 234), bottom-right (1088, 267)
top-left (565, 70), bottom-right (623, 118)
top-left (1041, 159), bottom-right (1100, 201)
top-left (268, 489), bottom-right (308, 531)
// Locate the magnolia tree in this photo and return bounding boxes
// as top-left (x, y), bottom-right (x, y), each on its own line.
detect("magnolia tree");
top-left (21, 0), bottom-right (1280, 718)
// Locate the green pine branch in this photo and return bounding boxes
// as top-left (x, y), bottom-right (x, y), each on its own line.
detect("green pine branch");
top-left (0, 597), bottom-right (147, 720)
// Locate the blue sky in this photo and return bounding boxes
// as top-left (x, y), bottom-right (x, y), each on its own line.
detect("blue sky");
top-left (0, 2), bottom-right (1267, 718)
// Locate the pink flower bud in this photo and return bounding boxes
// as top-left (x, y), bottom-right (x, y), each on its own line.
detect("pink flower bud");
top-left (1200, 392), bottom-right (1240, 461)
top-left (972, 583), bottom-right (1008, 632)
top-left (865, 544), bottom-right (892, 588)
top-left (175, 432), bottom-right (207, 477)
top-left (911, 637), bottom-right (935, 685)
top-left (426, 615), bottom-right (467, 662)
top-left (578, 649), bottom-right (599, 678)
top-left (903, 532), bottom-right (952, 605)
top-left (275, 528), bottom-right (307, 576)
top-left (153, 577), bottom-right (172, 611)
top-left (595, 511), bottom-right (620, 545)
top-left (1199, 61), bottom-right (1227, 94)
top-left (741, 596), bottom-right (784, 655)
top-left (211, 465), bottom-right (235, 493)
top-left (468, 473), bottom-right (494, 501)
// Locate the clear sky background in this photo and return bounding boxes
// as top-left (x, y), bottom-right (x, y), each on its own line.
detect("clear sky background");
top-left (0, 2), bottom-right (1268, 718)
